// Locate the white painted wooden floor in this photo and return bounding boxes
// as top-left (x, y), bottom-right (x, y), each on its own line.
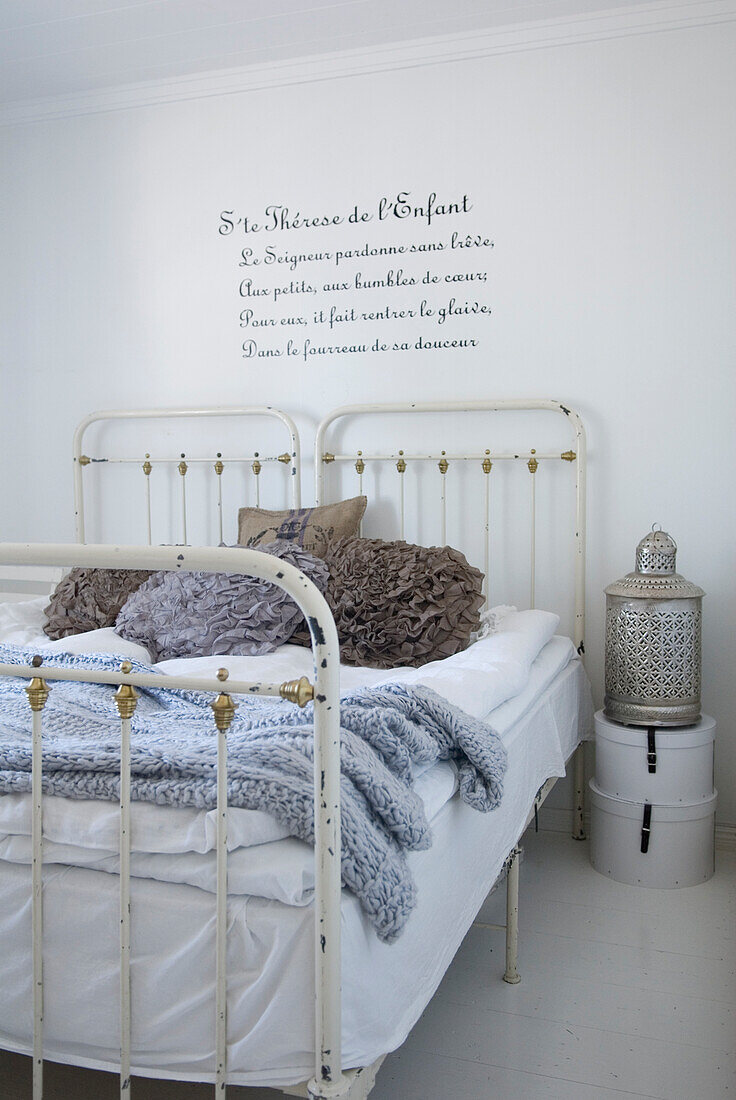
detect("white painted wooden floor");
top-left (371, 829), bottom-right (735, 1100)
top-left (2, 829), bottom-right (734, 1099)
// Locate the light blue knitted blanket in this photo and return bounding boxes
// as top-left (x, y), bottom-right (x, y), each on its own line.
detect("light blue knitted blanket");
top-left (0, 644), bottom-right (507, 941)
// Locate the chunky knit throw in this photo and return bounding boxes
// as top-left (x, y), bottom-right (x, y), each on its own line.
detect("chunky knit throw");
top-left (0, 644), bottom-right (507, 941)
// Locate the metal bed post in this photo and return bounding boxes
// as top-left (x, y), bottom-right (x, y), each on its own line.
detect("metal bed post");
top-left (438, 452), bottom-right (448, 544)
top-left (355, 454), bottom-right (365, 536)
top-left (397, 453), bottom-right (406, 539)
top-left (26, 661), bottom-right (50, 1100)
top-left (215, 456), bottom-right (225, 545)
top-left (178, 455), bottom-right (188, 545)
top-left (482, 452), bottom-right (492, 606)
top-left (142, 456), bottom-right (153, 545)
top-left (503, 847), bottom-right (521, 985)
top-left (528, 450), bottom-right (538, 609)
top-left (114, 666), bottom-right (137, 1097)
top-left (211, 674), bottom-right (235, 1094)
top-left (568, 406), bottom-right (588, 842)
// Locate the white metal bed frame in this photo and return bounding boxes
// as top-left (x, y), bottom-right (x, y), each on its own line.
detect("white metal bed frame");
top-left (0, 398), bottom-right (588, 1100)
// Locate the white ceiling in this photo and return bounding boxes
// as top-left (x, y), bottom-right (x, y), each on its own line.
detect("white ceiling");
top-left (0, 0), bottom-right (657, 105)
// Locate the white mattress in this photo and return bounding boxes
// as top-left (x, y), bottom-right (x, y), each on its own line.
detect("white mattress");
top-left (0, 631), bottom-right (594, 1087)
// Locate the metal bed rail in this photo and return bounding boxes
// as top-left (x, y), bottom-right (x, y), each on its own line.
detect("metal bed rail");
top-left (0, 542), bottom-right (344, 1100)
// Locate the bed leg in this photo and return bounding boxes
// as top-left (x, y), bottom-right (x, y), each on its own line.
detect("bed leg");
top-left (572, 743), bottom-right (586, 841)
top-left (503, 846), bottom-right (521, 985)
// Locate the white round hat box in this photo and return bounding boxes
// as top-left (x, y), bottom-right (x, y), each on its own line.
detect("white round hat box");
top-left (594, 711), bottom-right (715, 805)
top-left (589, 781), bottom-right (716, 888)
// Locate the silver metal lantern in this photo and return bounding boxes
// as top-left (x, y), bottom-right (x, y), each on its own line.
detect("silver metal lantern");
top-left (604, 526), bottom-right (704, 727)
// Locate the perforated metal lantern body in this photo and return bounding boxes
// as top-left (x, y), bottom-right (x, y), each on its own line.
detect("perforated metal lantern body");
top-left (604, 528), bottom-right (704, 727)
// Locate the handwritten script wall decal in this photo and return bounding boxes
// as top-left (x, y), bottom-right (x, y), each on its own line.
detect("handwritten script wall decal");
top-left (217, 190), bottom-right (494, 362)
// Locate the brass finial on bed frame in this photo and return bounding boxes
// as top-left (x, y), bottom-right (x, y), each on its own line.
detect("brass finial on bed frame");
top-left (280, 676), bottom-right (315, 708)
top-left (211, 691), bottom-right (237, 732)
top-left (115, 661), bottom-right (139, 720)
top-left (26, 656), bottom-right (50, 712)
top-left (527, 449), bottom-right (539, 474)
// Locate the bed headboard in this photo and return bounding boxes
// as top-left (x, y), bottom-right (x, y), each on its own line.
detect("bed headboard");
top-left (72, 406), bottom-right (300, 547)
top-left (315, 399), bottom-right (586, 654)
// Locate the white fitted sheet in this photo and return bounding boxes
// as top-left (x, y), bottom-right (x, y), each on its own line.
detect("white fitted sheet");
top-left (0, 646), bottom-right (593, 1087)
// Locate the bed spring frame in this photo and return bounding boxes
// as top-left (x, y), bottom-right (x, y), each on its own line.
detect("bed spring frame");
top-left (0, 398), bottom-right (587, 1100)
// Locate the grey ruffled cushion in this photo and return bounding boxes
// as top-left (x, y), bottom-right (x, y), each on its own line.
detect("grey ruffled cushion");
top-left (44, 568), bottom-right (154, 640)
top-left (293, 536), bottom-right (485, 669)
top-left (114, 541), bottom-right (329, 662)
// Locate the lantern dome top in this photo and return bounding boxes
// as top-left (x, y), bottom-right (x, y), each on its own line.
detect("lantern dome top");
top-left (605, 525), bottom-right (704, 600)
top-left (636, 524), bottom-right (677, 574)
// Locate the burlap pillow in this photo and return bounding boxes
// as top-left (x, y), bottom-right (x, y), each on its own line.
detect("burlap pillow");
top-left (294, 536), bottom-right (485, 669)
top-left (237, 496), bottom-right (367, 558)
top-left (44, 568), bottom-right (153, 640)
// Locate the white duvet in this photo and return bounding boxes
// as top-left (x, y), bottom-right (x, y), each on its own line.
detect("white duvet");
top-left (0, 598), bottom-right (568, 901)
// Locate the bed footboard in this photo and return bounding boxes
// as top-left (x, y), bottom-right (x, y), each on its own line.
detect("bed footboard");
top-left (0, 542), bottom-right (346, 1100)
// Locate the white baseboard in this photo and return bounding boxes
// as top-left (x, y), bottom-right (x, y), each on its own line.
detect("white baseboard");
top-left (715, 824), bottom-right (736, 852)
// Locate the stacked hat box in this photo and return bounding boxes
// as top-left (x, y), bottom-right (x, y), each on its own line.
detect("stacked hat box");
top-left (590, 527), bottom-right (716, 889)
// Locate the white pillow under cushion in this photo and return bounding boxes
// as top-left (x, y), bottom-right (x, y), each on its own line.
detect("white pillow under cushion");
top-left (39, 627), bottom-right (151, 663)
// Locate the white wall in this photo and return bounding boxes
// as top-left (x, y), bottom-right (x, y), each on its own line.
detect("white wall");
top-left (1, 21), bottom-right (734, 822)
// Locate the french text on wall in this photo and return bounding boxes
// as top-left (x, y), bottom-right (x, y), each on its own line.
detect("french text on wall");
top-left (218, 190), bottom-right (494, 364)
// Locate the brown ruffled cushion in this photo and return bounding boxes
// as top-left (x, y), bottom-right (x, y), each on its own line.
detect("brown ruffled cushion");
top-left (44, 568), bottom-right (154, 640)
top-left (295, 536), bottom-right (484, 669)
